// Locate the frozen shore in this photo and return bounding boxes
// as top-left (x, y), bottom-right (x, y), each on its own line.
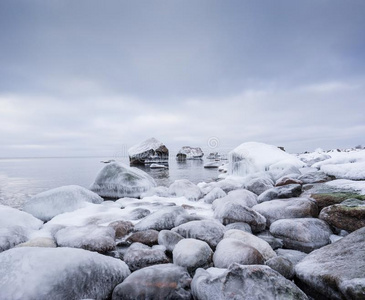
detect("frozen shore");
top-left (1, 142), bottom-right (365, 299)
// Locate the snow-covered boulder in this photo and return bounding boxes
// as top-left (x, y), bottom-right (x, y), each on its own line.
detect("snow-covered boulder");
top-left (112, 264), bottom-right (191, 300)
top-left (202, 187), bottom-right (226, 204)
top-left (173, 239), bottom-right (213, 273)
top-left (123, 243), bottom-right (169, 271)
top-left (0, 204), bottom-right (43, 229)
top-left (212, 189), bottom-right (257, 209)
top-left (295, 227), bottom-right (365, 300)
top-left (270, 218), bottom-right (332, 253)
top-left (158, 230), bottom-right (184, 252)
top-left (245, 176), bottom-right (274, 195)
top-left (257, 184), bottom-right (302, 203)
top-left (319, 198), bottom-right (365, 232)
top-left (228, 142), bottom-right (305, 177)
top-left (253, 197), bottom-right (318, 226)
top-left (213, 238), bottom-right (264, 268)
top-left (225, 222), bottom-right (252, 233)
top-left (141, 186), bottom-right (170, 198)
top-left (224, 229), bottom-right (277, 261)
top-left (298, 171), bottom-right (332, 184)
top-left (23, 185), bottom-right (103, 221)
top-left (0, 226), bottom-right (29, 252)
top-left (0, 247), bottom-right (130, 300)
top-left (168, 179), bottom-right (202, 201)
top-left (176, 146), bottom-right (204, 160)
top-left (90, 162), bottom-right (156, 198)
top-left (192, 264), bottom-right (308, 300)
top-left (55, 225), bottom-right (116, 252)
top-left (171, 220), bottom-right (225, 249)
top-left (128, 137), bottom-right (169, 165)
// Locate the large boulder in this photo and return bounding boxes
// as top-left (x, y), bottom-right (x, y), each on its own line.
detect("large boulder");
top-left (23, 185), bottom-right (103, 221)
top-left (295, 227), bottom-right (365, 300)
top-left (0, 247), bottom-right (130, 300)
top-left (191, 264), bottom-right (308, 300)
top-left (55, 225), bottom-right (116, 252)
top-left (0, 204), bottom-right (43, 229)
top-left (173, 239), bottom-right (213, 273)
top-left (128, 137), bottom-right (169, 165)
top-left (265, 256), bottom-right (294, 280)
top-left (172, 220), bottom-right (225, 249)
top-left (213, 238), bottom-right (264, 268)
top-left (168, 179), bottom-right (202, 201)
top-left (275, 248), bottom-right (307, 266)
top-left (176, 146), bottom-right (204, 160)
top-left (90, 163), bottom-right (156, 198)
top-left (228, 142), bottom-right (305, 177)
top-left (224, 229), bottom-right (277, 261)
top-left (123, 243), bottom-right (169, 271)
top-left (257, 184), bottom-right (302, 203)
top-left (319, 198), bottom-right (365, 232)
top-left (253, 198), bottom-right (318, 226)
top-left (112, 264), bottom-right (191, 300)
top-left (270, 218), bottom-right (333, 253)
top-left (212, 189), bottom-right (258, 209)
top-left (310, 192), bottom-right (365, 211)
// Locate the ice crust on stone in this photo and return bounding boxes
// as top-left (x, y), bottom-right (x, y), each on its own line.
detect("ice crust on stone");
top-left (202, 187), bottom-right (226, 204)
top-left (90, 162), bottom-right (156, 198)
top-left (0, 204), bottom-right (43, 229)
top-left (128, 137), bottom-right (164, 157)
top-left (168, 179), bottom-right (202, 201)
top-left (229, 142), bottom-right (305, 177)
top-left (177, 146), bottom-right (204, 159)
top-left (23, 185), bottom-right (103, 221)
top-left (0, 247), bottom-right (130, 300)
top-left (324, 179), bottom-right (365, 194)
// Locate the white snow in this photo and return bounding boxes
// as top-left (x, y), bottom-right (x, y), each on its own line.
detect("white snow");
top-left (0, 247), bottom-right (130, 300)
top-left (0, 205), bottom-right (43, 229)
top-left (168, 179), bottom-right (202, 201)
top-left (90, 162), bottom-right (156, 198)
top-left (324, 179), bottom-right (365, 195)
top-left (128, 137), bottom-right (164, 157)
top-left (203, 187), bottom-right (227, 204)
top-left (23, 185), bottom-right (103, 221)
top-left (228, 142), bottom-right (306, 177)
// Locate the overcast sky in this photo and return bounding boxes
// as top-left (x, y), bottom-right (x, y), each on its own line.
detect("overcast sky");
top-left (0, 0), bottom-right (364, 157)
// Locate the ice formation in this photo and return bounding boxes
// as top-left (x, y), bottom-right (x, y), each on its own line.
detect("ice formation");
top-left (176, 146), bottom-right (204, 160)
top-left (228, 142), bottom-right (305, 177)
top-left (23, 185), bottom-right (103, 221)
top-left (168, 179), bottom-right (202, 201)
top-left (90, 162), bottom-right (156, 198)
top-left (128, 137), bottom-right (169, 165)
top-left (0, 205), bottom-right (43, 229)
top-left (0, 247), bottom-right (130, 300)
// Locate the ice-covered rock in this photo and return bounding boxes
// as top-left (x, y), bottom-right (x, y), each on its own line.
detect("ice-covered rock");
top-left (256, 230), bottom-right (283, 250)
top-left (112, 264), bottom-right (191, 300)
top-left (173, 239), bottom-right (213, 273)
top-left (16, 237), bottom-right (57, 248)
top-left (141, 186), bottom-right (170, 198)
top-left (176, 146), bottom-right (204, 160)
top-left (270, 218), bottom-right (333, 253)
top-left (191, 264), bottom-right (308, 300)
top-left (275, 175), bottom-right (302, 186)
top-left (168, 179), bottom-right (202, 201)
top-left (0, 226), bottom-right (29, 252)
top-left (212, 189), bottom-right (258, 209)
top-left (214, 201), bottom-right (266, 232)
top-left (225, 222), bottom-right (252, 233)
top-left (158, 230), bottom-right (184, 252)
top-left (134, 206), bottom-right (189, 231)
top-left (257, 184), bottom-right (302, 203)
top-left (228, 142), bottom-right (305, 177)
top-left (213, 238), bottom-right (264, 268)
top-left (23, 185), bottom-right (103, 221)
top-left (245, 176), bottom-right (274, 195)
top-left (253, 197), bottom-right (318, 226)
top-left (0, 247), bottom-right (130, 300)
top-left (0, 204), bottom-right (43, 229)
top-left (55, 225), bottom-right (116, 252)
top-left (295, 227), bottom-right (365, 300)
top-left (319, 198), bottom-right (365, 232)
top-left (324, 179), bottom-right (365, 194)
top-left (202, 187), bottom-right (226, 204)
top-left (90, 162), bottom-right (156, 198)
top-left (223, 229), bottom-right (277, 261)
top-left (108, 220), bottom-right (134, 238)
top-left (265, 256), bottom-right (294, 279)
top-left (123, 242), bottom-right (169, 271)
top-left (275, 248), bottom-right (307, 266)
top-left (128, 137), bottom-right (169, 165)
top-left (126, 229), bottom-right (159, 246)
top-left (172, 220), bottom-right (226, 249)
top-left (298, 171), bottom-right (332, 184)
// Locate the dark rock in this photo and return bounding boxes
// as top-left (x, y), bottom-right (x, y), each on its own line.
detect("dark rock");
top-left (126, 229), bottom-right (159, 246)
top-left (257, 184), bottom-right (302, 203)
top-left (265, 256), bottom-right (294, 279)
top-left (275, 248), bottom-right (307, 266)
top-left (128, 137), bottom-right (169, 165)
top-left (108, 220), bottom-right (134, 239)
top-left (276, 176), bottom-right (302, 187)
top-left (310, 192), bottom-right (365, 211)
top-left (256, 230), bottom-right (283, 250)
top-left (112, 264), bottom-right (192, 300)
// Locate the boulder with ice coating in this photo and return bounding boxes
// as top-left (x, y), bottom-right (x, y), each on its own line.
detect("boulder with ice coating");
top-left (0, 226), bottom-right (29, 252)
top-left (23, 185), bottom-right (103, 221)
top-left (228, 142), bottom-right (305, 177)
top-left (265, 256), bottom-right (294, 279)
top-left (203, 187), bottom-right (227, 204)
top-left (295, 227), bottom-right (365, 300)
top-left (0, 247), bottom-right (130, 300)
top-left (158, 230), bottom-right (184, 252)
top-left (112, 264), bottom-right (191, 300)
top-left (253, 197), bottom-right (318, 226)
top-left (298, 171), bottom-right (332, 184)
top-left (224, 229), bottom-right (277, 261)
top-left (212, 189), bottom-right (257, 209)
top-left (173, 239), bottom-right (213, 273)
top-left (172, 220), bottom-right (225, 249)
top-left (55, 225), bottom-right (116, 252)
top-left (128, 137), bottom-right (169, 165)
top-left (191, 264), bottom-right (308, 300)
top-left (275, 248), bottom-right (307, 266)
top-left (176, 146), bottom-right (204, 160)
top-left (108, 220), bottom-right (134, 239)
top-left (245, 176), bottom-right (274, 195)
top-left (126, 229), bottom-right (159, 246)
top-left (213, 238), bottom-right (264, 268)
top-left (270, 218), bottom-right (332, 253)
top-left (0, 204), bottom-right (43, 229)
top-left (257, 184), bottom-right (302, 203)
top-left (225, 222), bottom-right (252, 233)
top-left (123, 243), bottom-right (169, 271)
top-left (90, 162), bottom-right (156, 198)
top-left (168, 179), bottom-right (202, 201)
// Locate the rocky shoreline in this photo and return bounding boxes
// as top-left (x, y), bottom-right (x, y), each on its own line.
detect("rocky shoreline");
top-left (0, 142), bottom-right (364, 299)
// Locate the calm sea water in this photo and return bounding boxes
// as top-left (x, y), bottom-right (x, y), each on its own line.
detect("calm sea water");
top-left (0, 157), bottom-right (221, 209)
